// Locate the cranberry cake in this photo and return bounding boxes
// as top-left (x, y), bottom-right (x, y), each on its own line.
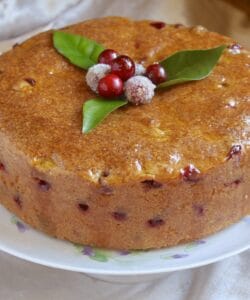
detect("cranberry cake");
top-left (0, 17), bottom-right (249, 249)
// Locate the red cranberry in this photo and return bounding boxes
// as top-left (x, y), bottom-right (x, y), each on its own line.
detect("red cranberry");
top-left (224, 178), bottom-right (242, 187)
top-left (193, 204), bottom-right (204, 216)
top-left (101, 169), bottom-right (110, 177)
top-left (78, 203), bottom-right (89, 212)
top-left (98, 49), bottom-right (118, 65)
top-left (112, 211), bottom-right (127, 221)
top-left (141, 180), bottom-right (162, 189)
top-left (181, 164), bottom-right (200, 182)
top-left (13, 43), bottom-right (19, 48)
top-left (148, 217), bottom-right (165, 227)
top-left (34, 178), bottom-right (51, 191)
top-left (150, 21), bottom-right (166, 29)
top-left (13, 195), bottom-right (22, 208)
top-left (146, 63), bottom-right (167, 84)
top-left (24, 78), bottom-right (36, 86)
top-left (174, 23), bottom-right (184, 28)
top-left (0, 162), bottom-right (5, 171)
top-left (110, 55), bottom-right (135, 81)
top-left (233, 179), bottom-right (241, 185)
top-left (98, 74), bottom-right (123, 97)
top-left (226, 145), bottom-right (242, 160)
top-left (99, 185), bottom-right (113, 195)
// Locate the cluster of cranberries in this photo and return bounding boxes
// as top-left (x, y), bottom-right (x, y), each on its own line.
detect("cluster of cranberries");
top-left (86, 49), bottom-right (167, 105)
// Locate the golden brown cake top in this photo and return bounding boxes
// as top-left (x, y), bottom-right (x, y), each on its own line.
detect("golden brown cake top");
top-left (0, 17), bottom-right (249, 184)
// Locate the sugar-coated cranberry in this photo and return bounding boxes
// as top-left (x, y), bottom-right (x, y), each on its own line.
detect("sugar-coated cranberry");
top-left (124, 76), bottom-right (155, 105)
top-left (110, 55), bottom-right (135, 81)
top-left (146, 63), bottom-right (167, 84)
top-left (181, 164), bottom-right (200, 182)
top-left (226, 145), bottom-right (242, 160)
top-left (98, 74), bottom-right (123, 97)
top-left (228, 43), bottom-right (242, 50)
top-left (135, 63), bottom-right (146, 76)
top-left (150, 21), bottom-right (166, 29)
top-left (98, 49), bottom-right (119, 65)
top-left (227, 43), bottom-right (242, 54)
top-left (86, 64), bottom-right (111, 93)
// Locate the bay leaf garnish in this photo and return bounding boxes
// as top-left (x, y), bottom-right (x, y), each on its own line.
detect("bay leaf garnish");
top-left (53, 31), bottom-right (105, 69)
top-left (158, 45), bottom-right (226, 88)
top-left (82, 98), bottom-right (128, 133)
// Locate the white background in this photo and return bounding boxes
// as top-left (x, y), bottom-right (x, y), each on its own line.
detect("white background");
top-left (0, 1), bottom-right (249, 299)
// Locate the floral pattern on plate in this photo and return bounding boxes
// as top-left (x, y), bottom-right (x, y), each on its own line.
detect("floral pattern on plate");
top-left (73, 240), bottom-right (206, 262)
top-left (11, 215), bottom-right (29, 233)
top-left (5, 210), bottom-right (250, 274)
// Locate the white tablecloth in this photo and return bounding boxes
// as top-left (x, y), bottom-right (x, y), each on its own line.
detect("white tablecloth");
top-left (0, 1), bottom-right (249, 299)
top-left (0, 250), bottom-right (250, 300)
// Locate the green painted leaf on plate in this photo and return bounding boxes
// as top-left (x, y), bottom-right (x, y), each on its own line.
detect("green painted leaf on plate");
top-left (90, 250), bottom-right (110, 262)
top-left (158, 45), bottom-right (226, 88)
top-left (53, 31), bottom-right (105, 69)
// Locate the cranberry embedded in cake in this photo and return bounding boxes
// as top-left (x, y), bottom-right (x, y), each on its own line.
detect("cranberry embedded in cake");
top-left (112, 211), bottom-right (127, 221)
top-left (78, 203), bottom-right (89, 212)
top-left (34, 178), bottom-right (51, 191)
top-left (150, 21), bottom-right (166, 29)
top-left (0, 162), bottom-right (5, 171)
top-left (193, 204), bottom-right (204, 216)
top-left (141, 180), bottom-right (163, 189)
top-left (148, 217), bottom-right (165, 227)
top-left (24, 78), bottom-right (36, 86)
top-left (13, 195), bottom-right (22, 208)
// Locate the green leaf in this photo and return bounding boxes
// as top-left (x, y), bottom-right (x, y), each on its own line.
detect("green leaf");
top-left (158, 45), bottom-right (226, 88)
top-left (53, 31), bottom-right (105, 69)
top-left (82, 98), bottom-right (128, 133)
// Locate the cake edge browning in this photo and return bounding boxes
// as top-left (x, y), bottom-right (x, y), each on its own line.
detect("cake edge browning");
top-left (0, 130), bottom-right (249, 249)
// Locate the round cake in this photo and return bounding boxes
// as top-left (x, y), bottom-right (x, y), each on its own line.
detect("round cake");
top-left (0, 17), bottom-right (249, 249)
